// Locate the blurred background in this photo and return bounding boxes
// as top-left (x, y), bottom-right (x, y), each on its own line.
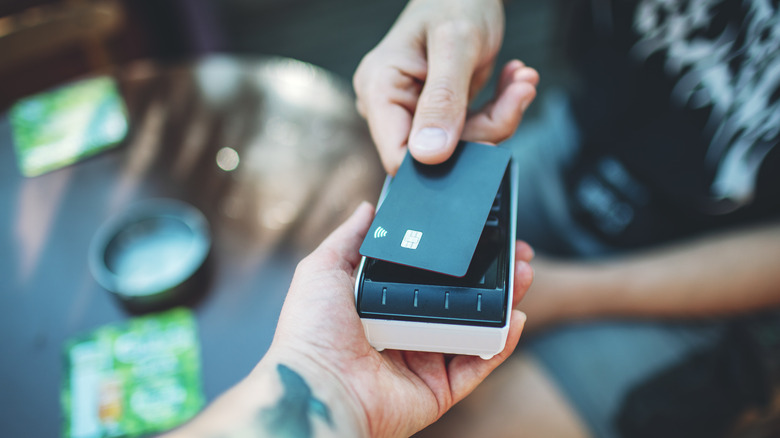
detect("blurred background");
top-left (0, 1), bottom-right (569, 437)
top-left (0, 0), bottom-right (571, 111)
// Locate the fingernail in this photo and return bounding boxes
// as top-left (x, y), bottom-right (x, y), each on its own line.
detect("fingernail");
top-left (410, 127), bottom-right (448, 153)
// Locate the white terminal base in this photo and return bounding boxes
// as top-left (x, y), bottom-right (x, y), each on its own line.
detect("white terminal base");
top-left (360, 318), bottom-right (509, 360)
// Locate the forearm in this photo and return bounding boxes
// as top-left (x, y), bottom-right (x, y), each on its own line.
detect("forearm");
top-left (560, 221), bottom-right (780, 320)
top-left (162, 350), bottom-right (368, 438)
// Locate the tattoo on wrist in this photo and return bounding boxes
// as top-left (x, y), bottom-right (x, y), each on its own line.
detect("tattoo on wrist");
top-left (258, 364), bottom-right (334, 437)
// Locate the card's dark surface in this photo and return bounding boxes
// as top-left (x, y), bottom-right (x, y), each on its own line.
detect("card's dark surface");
top-left (360, 142), bottom-right (511, 277)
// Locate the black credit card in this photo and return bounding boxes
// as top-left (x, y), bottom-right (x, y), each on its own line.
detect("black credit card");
top-left (359, 142), bottom-right (511, 277)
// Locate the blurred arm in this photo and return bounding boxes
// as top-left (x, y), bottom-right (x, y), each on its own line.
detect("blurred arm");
top-left (521, 221), bottom-right (780, 329)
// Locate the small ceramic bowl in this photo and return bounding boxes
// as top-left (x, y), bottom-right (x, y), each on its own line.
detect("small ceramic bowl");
top-left (89, 199), bottom-right (211, 312)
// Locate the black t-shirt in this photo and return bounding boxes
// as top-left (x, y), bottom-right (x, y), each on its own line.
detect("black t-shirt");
top-left (565, 0), bottom-right (780, 248)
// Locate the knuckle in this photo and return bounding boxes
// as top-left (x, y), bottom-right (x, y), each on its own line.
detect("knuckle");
top-left (352, 73), bottom-right (363, 97)
top-left (420, 84), bottom-right (464, 113)
top-left (353, 66), bottom-right (370, 97)
top-left (295, 254), bottom-right (316, 273)
top-left (354, 98), bottom-right (366, 117)
top-left (353, 49), bottom-right (381, 93)
top-left (430, 19), bottom-right (482, 46)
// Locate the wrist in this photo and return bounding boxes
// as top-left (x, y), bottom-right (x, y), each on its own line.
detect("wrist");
top-left (249, 347), bottom-right (371, 438)
top-left (163, 347), bottom-right (369, 438)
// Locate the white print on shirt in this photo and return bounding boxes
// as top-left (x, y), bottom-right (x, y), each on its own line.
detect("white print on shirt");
top-left (631, 0), bottom-right (780, 209)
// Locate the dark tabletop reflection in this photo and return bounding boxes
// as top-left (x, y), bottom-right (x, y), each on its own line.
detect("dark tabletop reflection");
top-left (117, 55), bottom-right (383, 255)
top-left (0, 55), bottom-right (384, 438)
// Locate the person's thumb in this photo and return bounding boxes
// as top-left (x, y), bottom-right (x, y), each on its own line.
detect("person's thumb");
top-left (408, 24), bottom-right (480, 164)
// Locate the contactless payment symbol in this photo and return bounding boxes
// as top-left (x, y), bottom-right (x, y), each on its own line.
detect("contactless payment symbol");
top-left (400, 229), bottom-right (422, 249)
top-left (373, 226), bottom-right (388, 239)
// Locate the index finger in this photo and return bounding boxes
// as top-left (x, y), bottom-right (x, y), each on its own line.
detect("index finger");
top-left (364, 100), bottom-right (414, 176)
top-left (355, 54), bottom-right (424, 175)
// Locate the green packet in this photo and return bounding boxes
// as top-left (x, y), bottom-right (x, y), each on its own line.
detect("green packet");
top-left (62, 308), bottom-right (204, 438)
top-left (9, 76), bottom-right (128, 177)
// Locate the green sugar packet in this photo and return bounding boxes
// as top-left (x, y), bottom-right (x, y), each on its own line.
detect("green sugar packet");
top-left (9, 76), bottom-right (128, 177)
top-left (62, 308), bottom-right (204, 438)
